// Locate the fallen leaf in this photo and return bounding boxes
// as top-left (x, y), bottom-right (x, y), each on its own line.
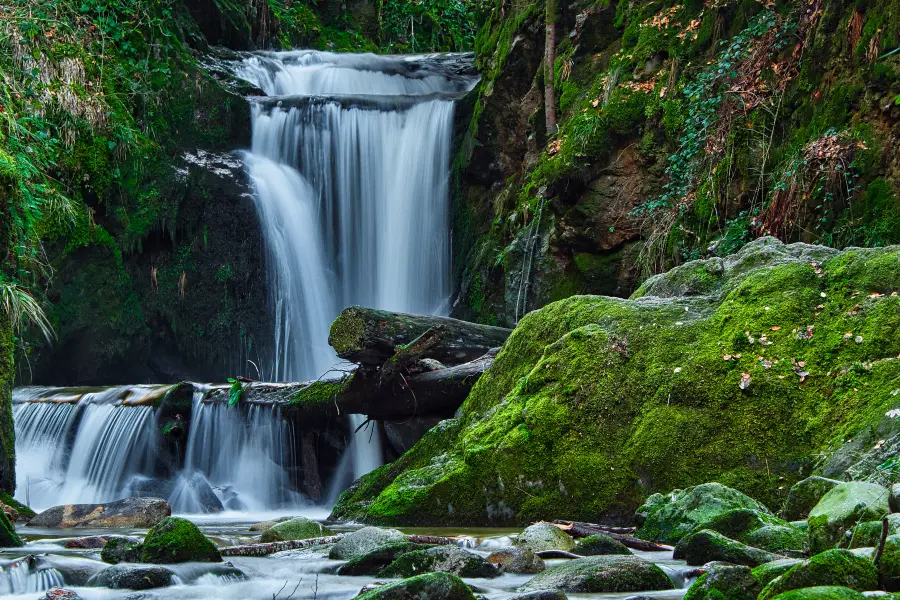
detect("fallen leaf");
top-left (770, 326), bottom-right (781, 331)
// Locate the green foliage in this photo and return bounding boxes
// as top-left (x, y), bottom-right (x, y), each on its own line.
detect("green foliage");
top-left (226, 377), bottom-right (243, 407)
top-left (381, 0), bottom-right (477, 52)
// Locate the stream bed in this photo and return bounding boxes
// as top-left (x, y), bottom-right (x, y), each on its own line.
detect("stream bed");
top-left (0, 513), bottom-right (693, 599)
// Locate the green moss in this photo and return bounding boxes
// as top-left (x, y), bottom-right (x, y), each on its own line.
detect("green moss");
top-left (376, 545), bottom-right (498, 578)
top-left (337, 542), bottom-right (432, 576)
top-left (138, 517), bottom-right (221, 564)
top-left (354, 571), bottom-right (476, 600)
top-left (518, 555), bottom-right (674, 593)
top-left (768, 587), bottom-right (867, 600)
top-left (684, 565), bottom-right (761, 600)
top-left (0, 509), bottom-right (22, 547)
top-left (674, 529), bottom-right (783, 567)
top-left (752, 559), bottom-right (804, 587)
top-left (259, 517), bottom-right (332, 543)
top-left (328, 308), bottom-right (367, 357)
top-left (758, 550), bottom-right (879, 600)
top-left (0, 492), bottom-right (35, 520)
top-left (574, 534), bottom-right (631, 556)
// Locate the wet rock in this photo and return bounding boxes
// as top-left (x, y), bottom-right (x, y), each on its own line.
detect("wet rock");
top-left (768, 588), bottom-right (866, 600)
top-left (259, 516), bottom-right (332, 543)
top-left (138, 516), bottom-right (222, 563)
top-left (378, 545), bottom-right (499, 578)
top-left (636, 484), bottom-right (774, 545)
top-left (783, 477), bottom-right (843, 521)
top-left (751, 558), bottom-right (804, 587)
top-left (127, 477), bottom-right (175, 500)
top-left (508, 592), bottom-right (568, 600)
top-left (685, 508), bottom-right (787, 542)
top-left (674, 530), bottom-right (783, 567)
top-left (354, 571), bottom-right (476, 599)
top-left (683, 564), bottom-right (761, 600)
top-left (88, 565), bottom-right (176, 590)
top-left (487, 546), bottom-right (545, 573)
top-left (329, 526), bottom-right (407, 560)
top-left (40, 589), bottom-right (82, 600)
top-left (32, 555), bottom-right (107, 586)
top-left (573, 534), bottom-right (631, 556)
top-left (102, 537), bottom-right (142, 564)
top-left (742, 525), bottom-right (805, 555)
top-left (518, 555), bottom-right (674, 593)
top-left (338, 542), bottom-right (431, 576)
top-left (516, 522), bottom-right (575, 552)
top-left (249, 516), bottom-right (294, 532)
top-left (28, 497), bottom-right (171, 528)
top-left (807, 482), bottom-right (890, 554)
top-left (757, 549), bottom-right (878, 600)
top-left (174, 472), bottom-right (224, 513)
top-left (66, 535), bottom-right (138, 549)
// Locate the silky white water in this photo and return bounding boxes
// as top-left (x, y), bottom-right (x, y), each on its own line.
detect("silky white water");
top-left (236, 51), bottom-right (477, 479)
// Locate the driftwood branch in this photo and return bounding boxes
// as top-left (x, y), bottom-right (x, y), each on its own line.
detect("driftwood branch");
top-left (875, 516), bottom-right (890, 566)
top-left (553, 520), bottom-right (670, 552)
top-left (221, 534), bottom-right (345, 557)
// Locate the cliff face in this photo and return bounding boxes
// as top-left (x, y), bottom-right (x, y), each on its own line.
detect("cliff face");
top-left (451, 0), bottom-right (900, 328)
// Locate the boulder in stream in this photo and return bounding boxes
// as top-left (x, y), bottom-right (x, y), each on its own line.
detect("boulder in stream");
top-left (88, 564), bottom-right (176, 590)
top-left (573, 534), bottom-right (631, 556)
top-left (259, 516), bottom-right (333, 542)
top-left (329, 526), bottom-right (406, 560)
top-left (101, 537), bottom-right (142, 564)
top-left (674, 529), bottom-right (784, 567)
top-left (782, 477), bottom-right (843, 521)
top-left (515, 522), bottom-right (575, 552)
top-left (138, 517), bottom-right (222, 563)
top-left (518, 555), bottom-right (674, 593)
top-left (487, 546), bottom-right (545, 573)
top-left (757, 549), bottom-right (878, 600)
top-left (377, 545), bottom-right (499, 578)
top-left (354, 571), bottom-right (476, 599)
top-left (249, 516), bottom-right (294, 532)
top-left (39, 589), bottom-right (83, 600)
top-left (768, 588), bottom-right (867, 600)
top-left (28, 497), bottom-right (171, 528)
top-left (337, 541), bottom-right (431, 576)
top-left (683, 564), bottom-right (761, 600)
top-left (751, 558), bottom-right (804, 587)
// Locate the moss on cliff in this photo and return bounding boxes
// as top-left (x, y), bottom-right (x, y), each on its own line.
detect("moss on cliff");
top-left (332, 239), bottom-right (900, 525)
top-left (0, 310), bottom-right (14, 493)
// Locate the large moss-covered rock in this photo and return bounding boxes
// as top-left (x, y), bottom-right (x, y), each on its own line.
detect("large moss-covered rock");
top-left (573, 534), bottom-right (631, 556)
top-left (758, 549), bottom-right (879, 600)
top-left (683, 564), bottom-right (761, 600)
top-left (807, 482), bottom-right (890, 554)
top-left (377, 545), bottom-right (499, 578)
top-left (517, 555), bottom-right (673, 593)
top-left (259, 517), bottom-right (332, 543)
top-left (783, 477), bottom-right (843, 521)
top-left (752, 559), bottom-right (804, 587)
top-left (354, 572), bottom-right (476, 599)
top-left (769, 587), bottom-right (866, 600)
top-left (685, 507), bottom-right (787, 543)
top-left (138, 517), bottom-right (221, 563)
top-left (329, 527), bottom-right (407, 561)
top-left (516, 522), bottom-right (575, 552)
top-left (338, 542), bottom-right (431, 576)
top-left (743, 525), bottom-right (806, 555)
top-left (674, 529), bottom-right (783, 567)
top-left (331, 241), bottom-right (900, 526)
top-left (847, 514), bottom-right (900, 549)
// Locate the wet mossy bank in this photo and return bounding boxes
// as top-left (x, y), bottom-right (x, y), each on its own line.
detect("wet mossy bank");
top-left (332, 238), bottom-right (900, 526)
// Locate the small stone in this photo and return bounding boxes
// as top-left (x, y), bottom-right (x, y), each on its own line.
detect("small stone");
top-left (487, 546), bottom-right (545, 573)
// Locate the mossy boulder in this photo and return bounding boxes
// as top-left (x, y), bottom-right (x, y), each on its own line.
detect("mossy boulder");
top-left (752, 558), bottom-right (804, 587)
top-left (638, 485), bottom-right (775, 545)
top-left (331, 241), bottom-right (900, 526)
top-left (807, 482), bottom-right (890, 554)
top-left (783, 477), bottom-right (843, 521)
top-left (0, 492), bottom-right (35, 521)
top-left (769, 587), bottom-right (866, 600)
top-left (674, 529), bottom-right (783, 567)
top-left (329, 526), bottom-right (407, 560)
top-left (758, 549), bottom-right (879, 600)
top-left (101, 537), bottom-right (141, 564)
top-left (248, 516), bottom-right (294, 532)
top-left (138, 517), bottom-right (221, 563)
top-left (0, 509), bottom-right (22, 547)
top-left (573, 534), bottom-right (631, 556)
top-left (516, 522), bottom-right (576, 552)
top-left (354, 572), bottom-right (476, 599)
top-left (683, 564), bottom-right (761, 600)
top-left (517, 555), bottom-right (673, 593)
top-left (487, 546), bottom-right (545, 573)
top-left (377, 545), bottom-right (499, 578)
top-left (744, 525), bottom-right (806, 555)
top-left (88, 565), bottom-right (175, 590)
top-left (847, 514), bottom-right (900, 548)
top-left (338, 542), bottom-right (432, 576)
top-left (259, 516), bottom-right (332, 542)
top-left (875, 534), bottom-right (900, 591)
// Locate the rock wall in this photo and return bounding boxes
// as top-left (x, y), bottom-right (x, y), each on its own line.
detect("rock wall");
top-left (332, 238), bottom-right (900, 525)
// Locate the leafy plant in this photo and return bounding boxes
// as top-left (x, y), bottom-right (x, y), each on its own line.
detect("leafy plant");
top-left (227, 377), bottom-right (244, 407)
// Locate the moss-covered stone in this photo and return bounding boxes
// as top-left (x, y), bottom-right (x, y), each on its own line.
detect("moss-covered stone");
top-left (769, 587), bottom-right (867, 600)
top-left (331, 240), bottom-right (900, 526)
top-left (101, 537), bottom-right (141, 564)
top-left (783, 477), bottom-right (843, 521)
top-left (0, 509), bottom-right (22, 547)
top-left (0, 311), bottom-right (15, 495)
top-left (744, 525), bottom-right (806, 555)
top-left (0, 492), bottom-right (36, 521)
top-left (847, 514), bottom-right (900, 549)
top-left (807, 482), bottom-right (890, 554)
top-left (516, 522), bottom-right (576, 552)
top-left (875, 533), bottom-right (900, 591)
top-left (518, 555), bottom-right (674, 593)
top-left (684, 564), bottom-right (761, 600)
top-left (338, 542), bottom-right (433, 576)
top-left (486, 546), bottom-right (545, 573)
top-left (573, 534), bottom-right (631, 556)
top-left (751, 558), bottom-right (804, 587)
top-left (377, 545), bottom-right (499, 579)
top-left (329, 527), bottom-right (407, 561)
top-left (674, 529), bottom-right (783, 567)
top-left (259, 517), bottom-right (332, 543)
top-left (354, 572), bottom-right (476, 599)
top-left (138, 517), bottom-right (221, 564)
top-left (758, 549), bottom-right (879, 600)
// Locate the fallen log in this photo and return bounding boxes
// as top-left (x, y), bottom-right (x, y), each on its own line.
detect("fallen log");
top-left (220, 534), bottom-right (345, 557)
top-left (553, 521), bottom-right (670, 552)
top-left (535, 550), bottom-right (582, 559)
top-left (329, 306), bottom-right (511, 366)
top-left (406, 535), bottom-right (457, 545)
top-left (553, 520), bottom-right (636, 535)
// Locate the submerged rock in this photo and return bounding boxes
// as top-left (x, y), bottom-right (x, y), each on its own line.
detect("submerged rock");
top-left (138, 517), bottom-right (222, 563)
top-left (757, 549), bottom-right (878, 600)
top-left (518, 555), bottom-right (673, 593)
top-left (329, 526), bottom-right (407, 561)
top-left (572, 534), bottom-right (631, 556)
top-left (683, 564), bottom-right (761, 600)
top-left (782, 477), bottom-right (843, 521)
top-left (807, 482), bottom-right (890, 554)
top-left (516, 522), bottom-right (575, 552)
top-left (674, 529), bottom-right (783, 567)
top-left (88, 565), bottom-right (176, 590)
top-left (28, 498), bottom-right (171, 528)
top-left (377, 545), bottom-right (499, 578)
top-left (259, 516), bottom-right (332, 542)
top-left (338, 542), bottom-right (432, 576)
top-left (487, 546), bottom-right (546, 573)
top-left (354, 571), bottom-right (476, 599)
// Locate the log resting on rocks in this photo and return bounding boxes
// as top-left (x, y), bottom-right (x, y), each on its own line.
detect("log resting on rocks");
top-left (220, 534), bottom-right (346, 557)
top-left (553, 521), bottom-right (669, 552)
top-left (328, 306), bottom-right (511, 366)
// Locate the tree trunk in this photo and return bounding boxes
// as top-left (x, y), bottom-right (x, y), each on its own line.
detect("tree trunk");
top-left (300, 431), bottom-right (323, 502)
top-left (328, 306), bottom-right (511, 366)
top-left (544, 0), bottom-right (558, 136)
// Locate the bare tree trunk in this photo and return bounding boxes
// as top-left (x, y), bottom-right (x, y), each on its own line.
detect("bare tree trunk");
top-left (544, 0), bottom-right (559, 136)
top-left (300, 432), bottom-right (323, 502)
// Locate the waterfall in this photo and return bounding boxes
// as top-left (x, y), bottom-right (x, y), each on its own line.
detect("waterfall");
top-left (234, 50), bottom-right (477, 483)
